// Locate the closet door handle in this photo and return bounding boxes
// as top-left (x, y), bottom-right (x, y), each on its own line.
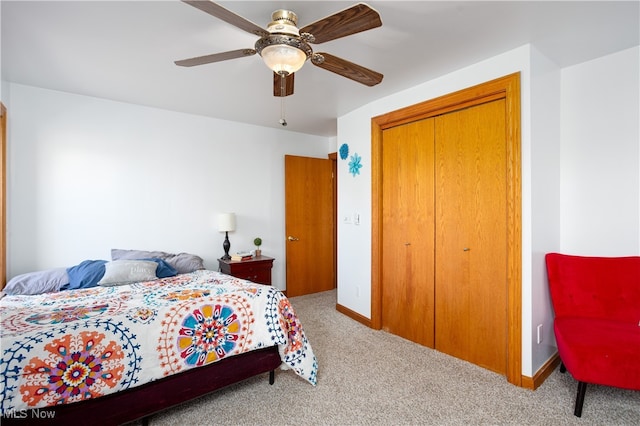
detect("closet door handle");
top-left (463, 247), bottom-right (471, 251)
top-left (287, 236), bottom-right (299, 242)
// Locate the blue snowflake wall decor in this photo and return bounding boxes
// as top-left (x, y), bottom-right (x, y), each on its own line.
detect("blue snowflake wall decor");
top-left (348, 153), bottom-right (363, 177)
top-left (339, 143), bottom-right (349, 160)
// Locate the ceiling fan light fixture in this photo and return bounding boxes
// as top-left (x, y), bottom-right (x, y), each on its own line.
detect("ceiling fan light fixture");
top-left (267, 10), bottom-right (300, 36)
top-left (254, 9), bottom-right (313, 75)
top-left (260, 43), bottom-right (307, 75)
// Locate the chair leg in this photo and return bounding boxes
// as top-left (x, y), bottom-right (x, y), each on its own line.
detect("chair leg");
top-left (269, 370), bottom-right (275, 385)
top-left (560, 362), bottom-right (566, 373)
top-left (574, 381), bottom-right (587, 417)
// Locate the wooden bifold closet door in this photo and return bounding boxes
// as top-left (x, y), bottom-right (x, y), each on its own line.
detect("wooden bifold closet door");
top-left (381, 98), bottom-right (508, 375)
top-left (434, 99), bottom-right (507, 375)
top-left (381, 118), bottom-right (436, 348)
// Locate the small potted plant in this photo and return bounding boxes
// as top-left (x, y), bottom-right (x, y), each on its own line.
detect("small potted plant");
top-left (253, 237), bottom-right (262, 257)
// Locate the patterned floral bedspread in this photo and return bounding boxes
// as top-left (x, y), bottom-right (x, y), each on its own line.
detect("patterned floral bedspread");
top-left (0, 270), bottom-right (317, 413)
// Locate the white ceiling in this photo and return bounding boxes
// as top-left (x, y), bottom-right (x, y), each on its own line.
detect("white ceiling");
top-left (2, 1), bottom-right (638, 137)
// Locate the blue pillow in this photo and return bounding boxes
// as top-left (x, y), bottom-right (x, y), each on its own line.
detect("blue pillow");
top-left (63, 260), bottom-right (108, 290)
top-left (143, 258), bottom-right (178, 278)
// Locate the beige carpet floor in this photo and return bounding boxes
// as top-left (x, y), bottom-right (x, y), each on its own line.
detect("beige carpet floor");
top-left (140, 289), bottom-right (639, 425)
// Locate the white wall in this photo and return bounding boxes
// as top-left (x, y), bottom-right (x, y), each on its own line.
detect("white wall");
top-left (560, 46), bottom-right (640, 256)
top-left (4, 83), bottom-right (331, 290)
top-left (336, 43), bottom-right (640, 378)
top-left (529, 45), bottom-right (562, 373)
top-left (1, 81), bottom-right (7, 109)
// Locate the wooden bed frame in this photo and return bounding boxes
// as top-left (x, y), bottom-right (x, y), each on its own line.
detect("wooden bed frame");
top-left (0, 345), bottom-right (281, 425)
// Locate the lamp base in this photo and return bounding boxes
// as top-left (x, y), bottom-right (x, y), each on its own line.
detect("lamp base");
top-left (222, 231), bottom-right (231, 260)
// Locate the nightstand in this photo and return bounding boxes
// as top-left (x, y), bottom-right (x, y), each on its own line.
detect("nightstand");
top-left (218, 255), bottom-right (275, 285)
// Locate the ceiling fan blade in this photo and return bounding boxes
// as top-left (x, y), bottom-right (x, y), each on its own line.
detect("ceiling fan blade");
top-left (273, 73), bottom-right (295, 97)
top-left (313, 53), bottom-right (383, 86)
top-left (182, 1), bottom-right (268, 37)
top-left (175, 48), bottom-right (256, 67)
top-left (300, 3), bottom-right (382, 44)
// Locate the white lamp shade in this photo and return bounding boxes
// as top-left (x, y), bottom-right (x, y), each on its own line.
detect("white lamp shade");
top-left (218, 213), bottom-right (236, 232)
top-left (261, 44), bottom-right (307, 75)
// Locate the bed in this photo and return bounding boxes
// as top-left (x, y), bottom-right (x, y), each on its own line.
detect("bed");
top-left (0, 253), bottom-right (317, 425)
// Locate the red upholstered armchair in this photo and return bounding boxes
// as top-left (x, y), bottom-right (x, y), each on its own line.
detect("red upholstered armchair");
top-left (545, 253), bottom-right (640, 417)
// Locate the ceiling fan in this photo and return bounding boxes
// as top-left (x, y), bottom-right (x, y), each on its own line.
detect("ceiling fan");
top-left (175, 1), bottom-right (384, 99)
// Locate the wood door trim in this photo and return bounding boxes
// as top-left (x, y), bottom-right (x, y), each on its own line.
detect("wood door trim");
top-left (329, 152), bottom-right (337, 290)
top-left (1, 103), bottom-right (6, 288)
top-left (371, 73), bottom-right (522, 386)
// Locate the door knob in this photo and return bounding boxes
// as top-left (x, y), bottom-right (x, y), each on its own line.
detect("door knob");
top-left (287, 236), bottom-right (299, 241)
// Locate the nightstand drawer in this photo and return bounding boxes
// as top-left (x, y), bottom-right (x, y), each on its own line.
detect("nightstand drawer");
top-left (218, 256), bottom-right (274, 286)
top-left (231, 268), bottom-right (271, 285)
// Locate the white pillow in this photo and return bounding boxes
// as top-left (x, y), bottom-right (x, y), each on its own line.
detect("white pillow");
top-left (111, 248), bottom-right (205, 274)
top-left (98, 260), bottom-right (158, 287)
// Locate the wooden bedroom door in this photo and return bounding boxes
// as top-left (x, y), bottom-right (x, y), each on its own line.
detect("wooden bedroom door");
top-left (381, 118), bottom-right (435, 348)
top-left (434, 99), bottom-right (508, 375)
top-left (284, 155), bottom-right (335, 297)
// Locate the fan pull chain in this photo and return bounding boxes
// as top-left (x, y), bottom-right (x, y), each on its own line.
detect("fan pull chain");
top-left (279, 73), bottom-right (287, 127)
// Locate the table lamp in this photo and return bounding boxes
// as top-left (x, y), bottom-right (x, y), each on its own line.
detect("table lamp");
top-left (218, 213), bottom-right (236, 260)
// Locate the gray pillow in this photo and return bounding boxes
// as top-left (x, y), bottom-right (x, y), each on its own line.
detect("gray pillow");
top-left (4, 267), bottom-right (69, 295)
top-left (98, 260), bottom-right (158, 287)
top-left (111, 249), bottom-right (205, 274)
